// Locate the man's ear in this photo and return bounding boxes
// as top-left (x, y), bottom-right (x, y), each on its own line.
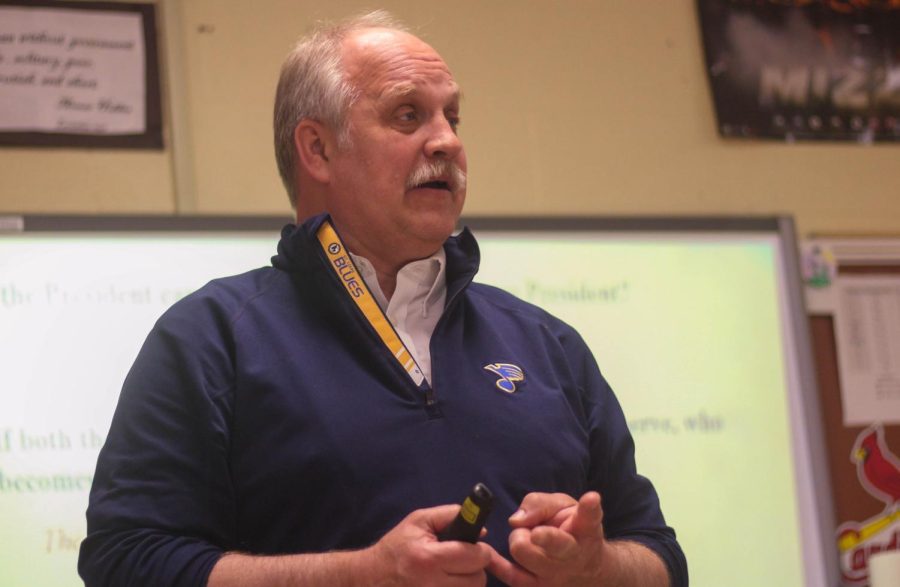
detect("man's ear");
top-left (294, 119), bottom-right (333, 183)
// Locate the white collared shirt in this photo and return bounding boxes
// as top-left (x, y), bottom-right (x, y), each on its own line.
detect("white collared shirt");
top-left (350, 248), bottom-right (447, 384)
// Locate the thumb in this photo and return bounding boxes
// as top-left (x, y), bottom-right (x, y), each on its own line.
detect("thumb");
top-left (568, 492), bottom-right (604, 540)
top-left (415, 504), bottom-right (462, 533)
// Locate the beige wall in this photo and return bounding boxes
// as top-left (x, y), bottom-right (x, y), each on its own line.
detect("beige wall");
top-left (2, 0), bottom-right (898, 236)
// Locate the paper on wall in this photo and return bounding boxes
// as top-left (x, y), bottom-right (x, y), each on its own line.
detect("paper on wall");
top-left (0, 6), bottom-right (145, 135)
top-left (834, 276), bottom-right (900, 425)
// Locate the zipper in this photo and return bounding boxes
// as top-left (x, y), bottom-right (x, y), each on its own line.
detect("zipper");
top-left (314, 220), bottom-right (441, 414)
top-left (423, 268), bottom-right (475, 415)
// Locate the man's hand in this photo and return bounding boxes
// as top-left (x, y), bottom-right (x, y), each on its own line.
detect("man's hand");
top-left (367, 504), bottom-right (494, 586)
top-left (487, 492), bottom-right (669, 587)
top-left (209, 504), bottom-right (494, 587)
top-left (487, 491), bottom-right (608, 587)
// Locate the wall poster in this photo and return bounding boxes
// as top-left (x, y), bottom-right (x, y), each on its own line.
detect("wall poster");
top-left (0, 1), bottom-right (162, 149)
top-left (697, 0), bottom-right (900, 143)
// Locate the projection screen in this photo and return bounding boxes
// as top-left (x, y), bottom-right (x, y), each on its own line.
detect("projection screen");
top-left (0, 215), bottom-right (836, 586)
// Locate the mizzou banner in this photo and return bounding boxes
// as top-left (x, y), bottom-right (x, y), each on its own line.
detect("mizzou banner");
top-left (697, 0), bottom-right (900, 142)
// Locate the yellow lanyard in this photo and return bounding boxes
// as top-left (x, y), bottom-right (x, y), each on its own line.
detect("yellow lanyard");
top-left (316, 220), bottom-right (426, 386)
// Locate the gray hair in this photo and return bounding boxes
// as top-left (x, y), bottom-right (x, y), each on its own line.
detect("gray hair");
top-left (273, 10), bottom-right (408, 207)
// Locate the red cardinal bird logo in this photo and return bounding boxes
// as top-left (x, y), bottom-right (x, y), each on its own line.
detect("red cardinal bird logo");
top-left (836, 426), bottom-right (900, 584)
top-left (853, 425), bottom-right (900, 507)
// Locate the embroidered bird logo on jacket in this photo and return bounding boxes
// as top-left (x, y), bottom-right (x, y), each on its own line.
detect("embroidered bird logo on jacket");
top-left (483, 363), bottom-right (525, 393)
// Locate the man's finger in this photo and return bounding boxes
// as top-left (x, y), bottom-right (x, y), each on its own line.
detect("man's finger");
top-left (426, 540), bottom-right (492, 574)
top-left (546, 504), bottom-right (578, 528)
top-left (508, 528), bottom-right (562, 578)
top-left (566, 491), bottom-right (604, 540)
top-left (531, 526), bottom-right (579, 560)
top-left (486, 548), bottom-right (538, 587)
top-left (509, 492), bottom-right (578, 528)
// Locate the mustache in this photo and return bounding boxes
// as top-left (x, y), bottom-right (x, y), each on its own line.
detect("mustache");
top-left (405, 160), bottom-right (467, 193)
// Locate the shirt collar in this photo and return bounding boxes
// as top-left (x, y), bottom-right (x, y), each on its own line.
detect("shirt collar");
top-left (272, 214), bottom-right (480, 302)
top-left (350, 248), bottom-right (447, 316)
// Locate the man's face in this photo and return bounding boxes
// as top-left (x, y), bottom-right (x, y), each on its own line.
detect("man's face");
top-left (326, 29), bottom-right (467, 265)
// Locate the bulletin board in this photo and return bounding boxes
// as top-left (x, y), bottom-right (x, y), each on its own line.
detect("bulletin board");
top-left (805, 239), bottom-right (900, 586)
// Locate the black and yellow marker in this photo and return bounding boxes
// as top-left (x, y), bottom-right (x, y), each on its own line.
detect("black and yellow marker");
top-left (438, 483), bottom-right (494, 543)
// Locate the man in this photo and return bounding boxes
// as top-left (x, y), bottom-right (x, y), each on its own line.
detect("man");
top-left (79, 11), bottom-right (687, 587)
